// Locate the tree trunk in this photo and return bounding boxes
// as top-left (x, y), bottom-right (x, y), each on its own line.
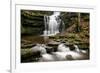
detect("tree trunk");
top-left (76, 13), bottom-right (81, 32)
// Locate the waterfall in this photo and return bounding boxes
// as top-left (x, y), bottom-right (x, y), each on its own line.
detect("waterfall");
top-left (43, 12), bottom-right (64, 36)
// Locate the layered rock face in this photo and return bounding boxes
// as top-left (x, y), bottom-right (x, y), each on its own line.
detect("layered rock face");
top-left (21, 10), bottom-right (53, 35)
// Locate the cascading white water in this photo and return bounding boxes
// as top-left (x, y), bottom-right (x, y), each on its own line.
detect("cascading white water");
top-left (43, 12), bottom-right (62, 36)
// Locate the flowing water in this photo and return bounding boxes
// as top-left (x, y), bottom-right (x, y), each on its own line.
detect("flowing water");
top-left (43, 12), bottom-right (64, 36)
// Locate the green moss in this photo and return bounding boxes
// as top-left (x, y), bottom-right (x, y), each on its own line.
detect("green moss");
top-left (21, 48), bottom-right (32, 56)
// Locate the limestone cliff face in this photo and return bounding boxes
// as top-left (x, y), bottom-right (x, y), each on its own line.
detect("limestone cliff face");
top-left (21, 10), bottom-right (53, 35)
